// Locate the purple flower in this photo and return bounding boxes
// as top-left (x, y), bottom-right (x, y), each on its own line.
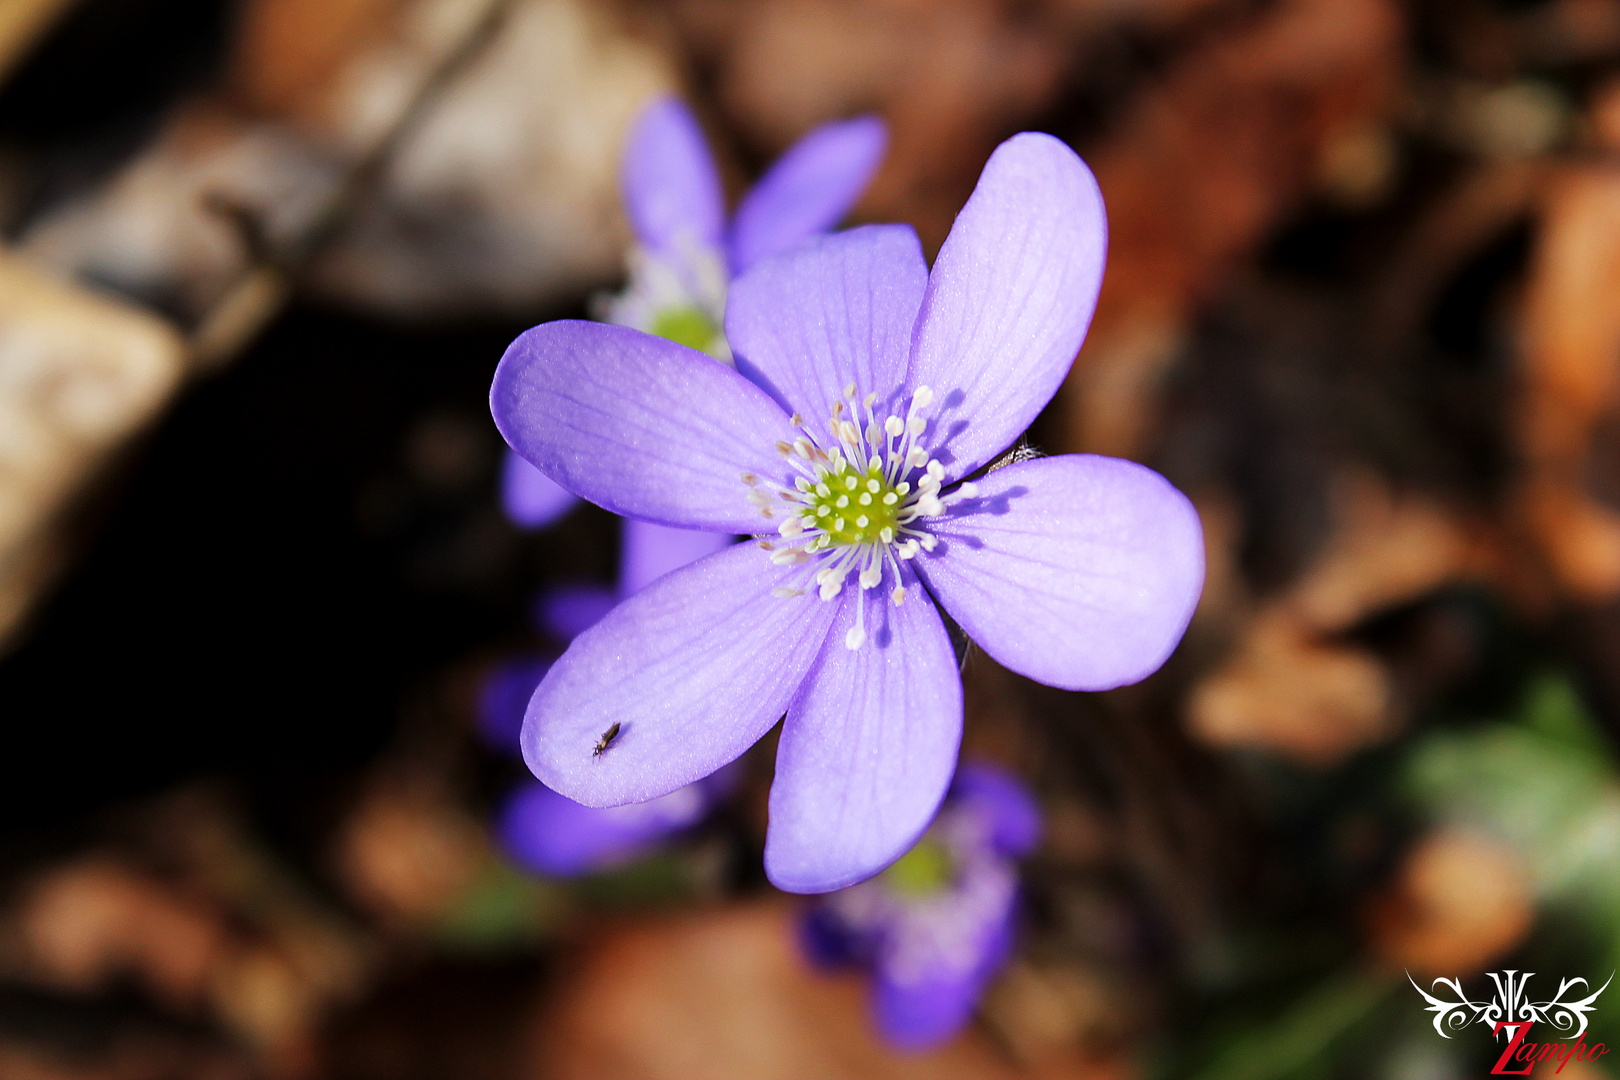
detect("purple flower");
top-left (490, 132), bottom-right (1205, 894)
top-left (501, 95), bottom-right (887, 531)
top-left (801, 763), bottom-right (1040, 1050)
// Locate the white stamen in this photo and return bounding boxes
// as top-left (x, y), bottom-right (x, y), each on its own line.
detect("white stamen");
top-left (845, 625), bottom-right (867, 649)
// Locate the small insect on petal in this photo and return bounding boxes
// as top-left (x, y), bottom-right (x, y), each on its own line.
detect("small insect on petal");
top-left (593, 722), bottom-right (622, 757)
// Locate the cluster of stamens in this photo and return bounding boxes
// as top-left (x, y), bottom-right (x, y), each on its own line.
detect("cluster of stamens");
top-left (743, 383), bottom-right (978, 649)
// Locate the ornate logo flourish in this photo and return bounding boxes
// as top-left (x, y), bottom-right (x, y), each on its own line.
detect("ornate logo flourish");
top-left (1408, 970), bottom-right (1614, 1040)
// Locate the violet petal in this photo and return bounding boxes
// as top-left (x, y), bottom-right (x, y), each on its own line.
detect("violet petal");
top-left (764, 575), bottom-right (962, 893)
top-left (621, 96), bottom-right (725, 256)
top-left (534, 584), bottom-right (616, 642)
top-left (477, 656), bottom-right (552, 755)
top-left (727, 115), bottom-right (888, 274)
top-left (873, 905), bottom-right (1014, 1050)
top-left (491, 321), bottom-right (797, 532)
top-left (522, 540), bottom-right (837, 807)
top-left (729, 224), bottom-right (926, 427)
top-left (497, 778), bottom-right (708, 878)
top-left (907, 134), bottom-right (1106, 480)
top-left (618, 518), bottom-right (734, 598)
top-left (872, 971), bottom-right (982, 1051)
top-left (919, 454), bottom-right (1204, 691)
top-left (951, 763), bottom-right (1041, 858)
top-left (501, 448), bottom-right (578, 528)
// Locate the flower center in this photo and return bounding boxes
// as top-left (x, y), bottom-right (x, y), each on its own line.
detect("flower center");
top-left (801, 459), bottom-right (904, 547)
top-left (883, 836), bottom-right (957, 897)
top-left (649, 305), bottom-right (722, 354)
top-left (596, 240), bottom-right (731, 362)
top-left (744, 383), bottom-right (978, 648)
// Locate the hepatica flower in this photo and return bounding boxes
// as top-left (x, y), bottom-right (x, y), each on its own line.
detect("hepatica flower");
top-left (501, 95), bottom-right (887, 530)
top-left (801, 764), bottom-right (1039, 1050)
top-left (491, 132), bottom-right (1204, 893)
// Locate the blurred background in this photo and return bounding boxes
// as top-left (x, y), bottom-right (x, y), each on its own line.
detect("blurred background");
top-left (2, 0), bottom-right (1620, 1076)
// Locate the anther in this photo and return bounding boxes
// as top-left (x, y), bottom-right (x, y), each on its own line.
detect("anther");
top-left (772, 587), bottom-right (805, 598)
top-left (913, 385), bottom-right (934, 408)
top-left (859, 566), bottom-right (881, 589)
top-left (884, 415), bottom-right (904, 437)
top-left (845, 626), bottom-right (867, 649)
top-left (742, 473), bottom-right (757, 486)
top-left (891, 585), bottom-right (906, 605)
top-left (845, 381), bottom-right (857, 398)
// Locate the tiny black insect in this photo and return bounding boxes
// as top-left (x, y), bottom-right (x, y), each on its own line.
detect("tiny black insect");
top-left (593, 722), bottom-right (622, 757)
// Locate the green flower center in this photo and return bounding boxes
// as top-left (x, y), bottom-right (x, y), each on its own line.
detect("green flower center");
top-left (883, 836), bottom-right (956, 896)
top-left (800, 458), bottom-right (907, 547)
top-left (650, 305), bottom-right (721, 353)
